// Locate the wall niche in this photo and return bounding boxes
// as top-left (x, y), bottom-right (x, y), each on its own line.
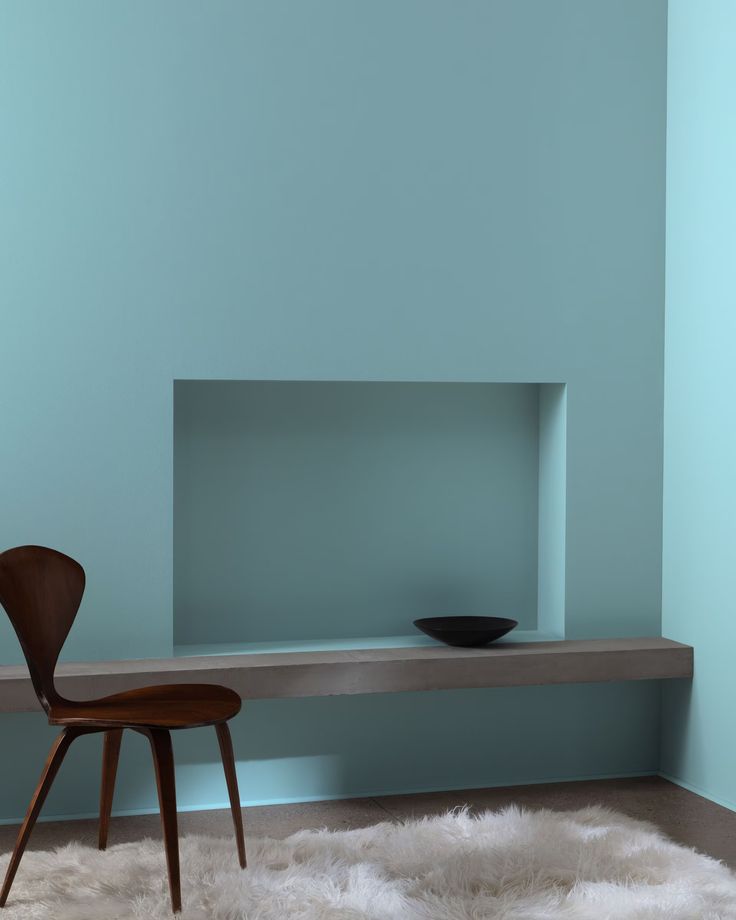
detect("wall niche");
top-left (174, 380), bottom-right (566, 653)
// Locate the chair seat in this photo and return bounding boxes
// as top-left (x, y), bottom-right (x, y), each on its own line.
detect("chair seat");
top-left (49, 683), bottom-right (242, 730)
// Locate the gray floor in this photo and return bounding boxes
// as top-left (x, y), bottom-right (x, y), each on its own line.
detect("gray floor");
top-left (2, 776), bottom-right (735, 869)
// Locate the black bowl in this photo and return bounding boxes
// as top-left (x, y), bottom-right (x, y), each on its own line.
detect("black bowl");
top-left (413, 616), bottom-right (518, 648)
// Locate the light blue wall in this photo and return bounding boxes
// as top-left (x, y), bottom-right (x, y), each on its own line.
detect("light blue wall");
top-left (0, 0), bottom-right (666, 821)
top-left (661, 0), bottom-right (736, 807)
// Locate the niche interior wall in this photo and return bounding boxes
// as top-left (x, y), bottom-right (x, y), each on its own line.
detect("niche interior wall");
top-left (0, 0), bottom-right (666, 821)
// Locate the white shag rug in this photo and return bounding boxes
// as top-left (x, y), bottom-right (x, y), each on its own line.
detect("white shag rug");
top-left (2, 806), bottom-right (736, 919)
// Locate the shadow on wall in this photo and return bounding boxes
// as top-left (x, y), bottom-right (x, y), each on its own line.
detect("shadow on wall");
top-left (0, 682), bottom-right (661, 823)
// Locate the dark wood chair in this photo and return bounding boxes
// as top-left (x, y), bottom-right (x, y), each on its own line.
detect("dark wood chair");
top-left (0, 545), bottom-right (247, 913)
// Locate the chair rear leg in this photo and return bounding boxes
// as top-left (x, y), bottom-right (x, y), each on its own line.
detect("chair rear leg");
top-left (0, 728), bottom-right (80, 908)
top-left (215, 722), bottom-right (246, 868)
top-left (140, 729), bottom-right (181, 913)
top-left (98, 729), bottom-right (123, 850)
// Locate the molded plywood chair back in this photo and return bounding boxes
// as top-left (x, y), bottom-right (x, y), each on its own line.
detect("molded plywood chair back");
top-left (0, 545), bottom-right (85, 711)
top-left (0, 545), bottom-right (247, 914)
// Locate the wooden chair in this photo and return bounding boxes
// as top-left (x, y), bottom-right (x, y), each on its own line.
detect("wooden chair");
top-left (0, 545), bottom-right (246, 913)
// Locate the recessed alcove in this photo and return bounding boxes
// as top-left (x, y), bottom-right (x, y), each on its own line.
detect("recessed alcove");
top-left (173, 381), bottom-right (566, 654)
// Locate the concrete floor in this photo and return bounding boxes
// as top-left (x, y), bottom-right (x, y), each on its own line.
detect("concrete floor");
top-left (2, 776), bottom-right (735, 869)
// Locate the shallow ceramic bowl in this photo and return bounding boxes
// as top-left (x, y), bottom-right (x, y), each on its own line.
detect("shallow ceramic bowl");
top-left (413, 615), bottom-right (518, 648)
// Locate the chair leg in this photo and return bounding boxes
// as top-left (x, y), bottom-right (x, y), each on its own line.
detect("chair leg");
top-left (141, 729), bottom-right (181, 913)
top-left (215, 722), bottom-right (246, 868)
top-left (0, 728), bottom-right (80, 908)
top-left (98, 729), bottom-right (123, 850)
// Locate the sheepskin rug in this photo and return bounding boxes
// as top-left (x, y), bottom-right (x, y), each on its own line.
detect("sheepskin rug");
top-left (2, 806), bottom-right (736, 919)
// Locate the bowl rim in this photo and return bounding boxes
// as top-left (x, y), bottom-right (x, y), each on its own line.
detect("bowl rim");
top-left (413, 615), bottom-right (519, 632)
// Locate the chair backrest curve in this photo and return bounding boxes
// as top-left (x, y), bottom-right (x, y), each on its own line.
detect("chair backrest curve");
top-left (0, 545), bottom-right (85, 712)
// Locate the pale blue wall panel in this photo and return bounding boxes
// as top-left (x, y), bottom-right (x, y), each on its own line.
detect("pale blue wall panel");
top-left (661, 0), bottom-right (736, 807)
top-left (0, 0), bottom-right (666, 817)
